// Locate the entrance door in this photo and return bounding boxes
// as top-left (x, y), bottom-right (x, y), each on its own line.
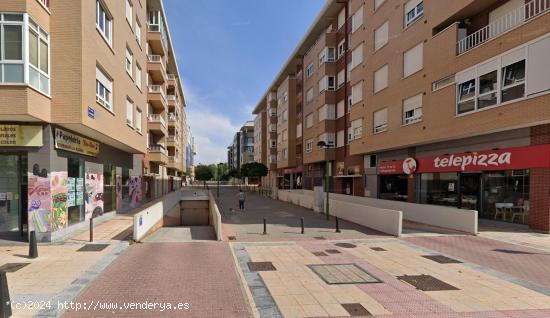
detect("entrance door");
top-left (0, 154), bottom-right (21, 236)
top-left (459, 173), bottom-right (481, 211)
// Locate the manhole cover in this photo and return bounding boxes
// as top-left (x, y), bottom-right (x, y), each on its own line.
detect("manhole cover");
top-left (422, 255), bottom-right (462, 264)
top-left (0, 263), bottom-right (30, 272)
top-left (308, 264), bottom-right (382, 285)
top-left (342, 303), bottom-right (371, 316)
top-left (228, 236), bottom-right (236, 241)
top-left (77, 244), bottom-right (109, 252)
top-left (334, 243), bottom-right (356, 248)
top-left (247, 261), bottom-right (276, 272)
top-left (325, 249), bottom-right (341, 254)
top-left (398, 274), bottom-right (459, 291)
top-left (314, 236), bottom-right (326, 240)
top-left (370, 247), bottom-right (386, 251)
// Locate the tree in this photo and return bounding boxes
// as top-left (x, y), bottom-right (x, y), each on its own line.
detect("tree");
top-left (195, 164), bottom-right (214, 187)
top-left (240, 162), bottom-right (268, 184)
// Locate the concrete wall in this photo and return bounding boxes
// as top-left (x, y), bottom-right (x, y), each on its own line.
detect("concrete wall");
top-left (133, 189), bottom-right (183, 241)
top-left (278, 189), bottom-right (315, 209)
top-left (208, 191), bottom-right (222, 241)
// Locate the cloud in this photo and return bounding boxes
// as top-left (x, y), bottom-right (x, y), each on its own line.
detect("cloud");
top-left (183, 81), bottom-right (240, 164)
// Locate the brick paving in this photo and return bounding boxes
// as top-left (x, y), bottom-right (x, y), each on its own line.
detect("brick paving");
top-left (62, 242), bottom-right (251, 317)
top-left (403, 235), bottom-right (550, 289)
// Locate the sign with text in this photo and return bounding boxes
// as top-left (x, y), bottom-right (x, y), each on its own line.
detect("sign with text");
top-left (0, 125), bottom-right (42, 147)
top-left (54, 128), bottom-right (99, 156)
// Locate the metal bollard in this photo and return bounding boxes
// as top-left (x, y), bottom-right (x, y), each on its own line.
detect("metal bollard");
top-left (29, 230), bottom-right (38, 259)
top-left (263, 217), bottom-right (267, 235)
top-left (0, 271), bottom-right (12, 318)
top-left (301, 217), bottom-right (304, 234)
top-left (90, 218), bottom-right (94, 242)
top-left (335, 217), bottom-right (341, 233)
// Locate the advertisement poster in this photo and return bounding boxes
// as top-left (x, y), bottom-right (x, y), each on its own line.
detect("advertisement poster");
top-left (50, 171), bottom-right (68, 231)
top-left (28, 174), bottom-right (52, 233)
top-left (116, 175), bottom-right (122, 210)
top-left (129, 176), bottom-right (142, 208)
top-left (67, 192), bottom-right (76, 207)
top-left (85, 173), bottom-right (104, 220)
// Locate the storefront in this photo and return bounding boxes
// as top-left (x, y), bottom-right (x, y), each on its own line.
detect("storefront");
top-left (279, 166), bottom-right (304, 189)
top-left (378, 144), bottom-right (550, 225)
top-left (334, 162), bottom-right (363, 196)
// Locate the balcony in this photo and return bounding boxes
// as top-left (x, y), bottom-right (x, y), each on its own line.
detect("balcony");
top-left (457, 0), bottom-right (550, 54)
top-left (167, 94), bottom-right (177, 106)
top-left (148, 114), bottom-right (168, 136)
top-left (166, 134), bottom-right (177, 147)
top-left (167, 74), bottom-right (177, 88)
top-left (147, 22), bottom-right (167, 56)
top-left (167, 155), bottom-right (183, 171)
top-left (148, 85), bottom-right (167, 110)
top-left (147, 144), bottom-right (168, 163)
top-left (148, 54), bottom-right (167, 83)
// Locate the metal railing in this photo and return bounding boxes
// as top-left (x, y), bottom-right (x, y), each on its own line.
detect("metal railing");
top-left (167, 74), bottom-right (176, 80)
top-left (149, 85), bottom-right (166, 101)
top-left (167, 94), bottom-right (177, 101)
top-left (148, 144), bottom-right (167, 155)
top-left (167, 135), bottom-right (176, 142)
top-left (457, 0), bottom-right (550, 54)
top-left (148, 114), bottom-right (167, 128)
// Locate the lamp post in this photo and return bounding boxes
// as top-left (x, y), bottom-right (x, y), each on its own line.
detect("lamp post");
top-left (317, 141), bottom-right (330, 220)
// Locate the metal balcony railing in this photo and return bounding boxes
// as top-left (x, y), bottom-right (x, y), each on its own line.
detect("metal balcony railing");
top-left (167, 94), bottom-right (177, 101)
top-left (149, 85), bottom-right (166, 101)
top-left (148, 114), bottom-right (167, 128)
top-left (457, 0), bottom-right (550, 54)
top-left (148, 144), bottom-right (167, 155)
top-left (167, 135), bottom-right (176, 142)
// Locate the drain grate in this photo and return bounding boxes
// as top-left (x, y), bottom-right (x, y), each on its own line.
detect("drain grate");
top-left (334, 243), bottom-right (356, 248)
top-left (0, 263), bottom-right (30, 272)
top-left (342, 303), bottom-right (371, 316)
top-left (308, 264), bottom-right (382, 285)
top-left (493, 249), bottom-right (536, 255)
top-left (314, 236), bottom-right (326, 240)
top-left (228, 236), bottom-right (236, 241)
top-left (370, 247), bottom-right (386, 252)
top-left (422, 255), bottom-right (462, 264)
top-left (313, 251), bottom-right (328, 257)
top-left (325, 249), bottom-right (341, 254)
top-left (77, 244), bottom-right (109, 252)
top-left (248, 261), bottom-right (276, 272)
top-left (398, 274), bottom-right (459, 291)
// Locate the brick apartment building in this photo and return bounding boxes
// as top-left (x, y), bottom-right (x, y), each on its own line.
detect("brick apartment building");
top-left (228, 121), bottom-right (255, 173)
top-left (0, 0), bottom-right (192, 242)
top-left (252, 0), bottom-right (550, 232)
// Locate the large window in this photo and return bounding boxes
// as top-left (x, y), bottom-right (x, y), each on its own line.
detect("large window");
top-left (351, 81), bottom-right (363, 105)
top-left (457, 78), bottom-right (476, 114)
top-left (379, 174), bottom-right (408, 201)
top-left (404, 0), bottom-right (424, 27)
top-left (419, 172), bottom-right (459, 206)
top-left (318, 104), bottom-right (335, 122)
top-left (125, 0), bottom-right (133, 25)
top-left (28, 18), bottom-right (50, 94)
top-left (501, 60), bottom-right (525, 102)
top-left (96, 66), bottom-right (113, 110)
top-left (351, 118), bottom-right (363, 140)
top-left (96, 0), bottom-right (112, 44)
top-left (1, 14), bottom-right (24, 84)
top-left (306, 63), bottom-right (314, 78)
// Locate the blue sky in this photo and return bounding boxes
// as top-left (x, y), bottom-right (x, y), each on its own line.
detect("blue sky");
top-left (164, 0), bottom-right (326, 164)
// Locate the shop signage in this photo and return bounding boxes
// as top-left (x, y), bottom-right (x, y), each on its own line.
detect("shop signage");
top-left (402, 158), bottom-right (417, 175)
top-left (378, 144), bottom-right (550, 175)
top-left (88, 106), bottom-right (95, 119)
top-left (283, 166), bottom-right (304, 174)
top-left (0, 125), bottom-right (42, 147)
top-left (54, 128), bottom-right (99, 156)
top-left (336, 162), bottom-right (345, 176)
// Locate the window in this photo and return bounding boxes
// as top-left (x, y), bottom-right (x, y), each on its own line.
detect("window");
top-left (270, 140), bottom-right (276, 148)
top-left (135, 19), bottom-right (142, 44)
top-left (403, 94), bottom-right (423, 125)
top-left (135, 63), bottom-right (142, 89)
top-left (351, 81), bottom-right (363, 105)
top-left (1, 15), bottom-right (24, 84)
top-left (351, 6), bottom-right (363, 33)
top-left (351, 119), bottom-right (363, 140)
top-left (296, 123), bottom-right (302, 138)
top-left (306, 113), bottom-right (314, 128)
top-left (457, 79), bottom-right (476, 114)
top-left (319, 76), bottom-right (335, 93)
top-left (478, 70), bottom-right (498, 108)
top-left (126, 98), bottom-right (134, 126)
top-left (405, 0), bottom-right (424, 27)
top-left (96, 67), bottom-right (113, 110)
top-left (337, 100), bottom-right (345, 118)
top-left (306, 63), bottom-right (314, 78)
top-left (306, 139), bottom-right (313, 153)
top-left (125, 47), bottom-right (133, 76)
top-left (318, 133), bottom-right (335, 148)
top-left (318, 47), bottom-right (335, 66)
top-left (366, 155), bottom-right (377, 168)
top-left (374, 108), bottom-right (388, 133)
top-left (27, 18), bottom-right (49, 93)
top-left (126, 0), bottom-right (133, 25)
top-left (282, 148), bottom-right (288, 159)
top-left (282, 129), bottom-right (288, 141)
top-left (374, 65), bottom-right (388, 93)
top-left (337, 69), bottom-right (345, 88)
top-left (269, 107), bottom-right (277, 117)
top-left (501, 60), bottom-right (525, 103)
top-left (269, 123), bottom-right (277, 132)
top-left (318, 104), bottom-right (335, 122)
top-left (336, 130), bottom-right (345, 147)
top-left (306, 88), bottom-right (314, 103)
top-left (351, 43), bottom-right (363, 70)
top-left (282, 110), bottom-right (288, 121)
top-left (374, 21), bottom-right (389, 51)
top-left (96, 0), bottom-right (112, 44)
top-left (337, 8), bottom-right (346, 30)
top-left (135, 108), bottom-right (142, 132)
top-left (375, 0), bottom-right (385, 10)
top-left (337, 39), bottom-right (346, 59)
top-left (432, 74), bottom-right (455, 91)
top-left (403, 42), bottom-right (423, 77)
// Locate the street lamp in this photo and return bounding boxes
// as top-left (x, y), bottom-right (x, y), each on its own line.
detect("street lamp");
top-left (217, 162), bottom-right (224, 198)
top-left (317, 141), bottom-right (330, 221)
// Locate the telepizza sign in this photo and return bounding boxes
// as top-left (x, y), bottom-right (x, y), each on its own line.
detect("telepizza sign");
top-left (378, 144), bottom-right (550, 175)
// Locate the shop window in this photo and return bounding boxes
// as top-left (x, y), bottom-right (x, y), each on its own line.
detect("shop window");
top-left (67, 158), bottom-right (84, 225)
top-left (501, 60), bottom-right (525, 102)
top-left (482, 170), bottom-right (529, 222)
top-left (379, 175), bottom-right (408, 201)
top-left (478, 70), bottom-right (498, 108)
top-left (419, 172), bottom-right (459, 206)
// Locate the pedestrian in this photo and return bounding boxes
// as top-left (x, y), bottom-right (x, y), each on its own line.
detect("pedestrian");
top-left (238, 188), bottom-right (246, 211)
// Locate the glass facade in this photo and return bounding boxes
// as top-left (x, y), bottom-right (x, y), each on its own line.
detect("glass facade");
top-left (379, 174), bottom-right (408, 201)
top-left (419, 172), bottom-right (459, 206)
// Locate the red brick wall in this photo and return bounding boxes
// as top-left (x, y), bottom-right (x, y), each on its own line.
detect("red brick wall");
top-left (529, 124), bottom-right (550, 232)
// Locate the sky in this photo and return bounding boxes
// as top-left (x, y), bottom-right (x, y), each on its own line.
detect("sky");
top-left (164, 0), bottom-right (326, 165)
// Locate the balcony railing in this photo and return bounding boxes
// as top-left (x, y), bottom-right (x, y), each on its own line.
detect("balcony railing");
top-left (38, 0), bottom-right (49, 8)
top-left (167, 74), bottom-right (176, 80)
top-left (149, 85), bottom-right (166, 101)
top-left (148, 114), bottom-right (167, 128)
top-left (167, 94), bottom-right (177, 102)
top-left (167, 135), bottom-right (176, 142)
top-left (148, 144), bottom-right (167, 155)
top-left (457, 0), bottom-right (550, 54)
top-left (168, 156), bottom-right (179, 163)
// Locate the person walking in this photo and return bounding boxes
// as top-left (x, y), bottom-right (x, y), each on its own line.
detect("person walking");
top-left (238, 189), bottom-right (246, 211)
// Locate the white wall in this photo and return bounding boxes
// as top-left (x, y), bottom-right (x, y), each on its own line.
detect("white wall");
top-left (208, 191), bottom-right (223, 241)
top-left (278, 189), bottom-right (315, 209)
top-left (133, 189), bottom-right (184, 241)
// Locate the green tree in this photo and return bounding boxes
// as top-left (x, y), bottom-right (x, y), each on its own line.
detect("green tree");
top-left (240, 162), bottom-right (268, 184)
top-left (195, 164), bottom-right (214, 187)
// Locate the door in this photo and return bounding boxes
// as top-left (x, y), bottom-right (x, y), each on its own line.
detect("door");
top-left (0, 154), bottom-right (21, 236)
top-left (459, 173), bottom-right (481, 211)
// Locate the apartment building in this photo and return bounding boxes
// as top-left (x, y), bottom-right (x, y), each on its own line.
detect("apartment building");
top-left (253, 0), bottom-right (550, 232)
top-left (228, 121), bottom-right (255, 173)
top-left (0, 0), bottom-right (189, 242)
top-left (253, 92), bottom-right (278, 188)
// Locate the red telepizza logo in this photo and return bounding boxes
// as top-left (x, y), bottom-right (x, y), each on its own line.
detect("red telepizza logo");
top-left (402, 157), bottom-right (417, 175)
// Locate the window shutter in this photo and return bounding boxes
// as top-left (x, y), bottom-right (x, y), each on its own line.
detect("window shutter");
top-left (351, 43), bottom-right (363, 69)
top-left (403, 42), bottom-right (423, 77)
top-left (403, 94), bottom-right (422, 113)
top-left (404, 0), bottom-right (423, 14)
top-left (374, 21), bottom-right (388, 50)
top-left (374, 108), bottom-right (388, 127)
top-left (351, 6), bottom-right (363, 33)
top-left (374, 65), bottom-right (388, 92)
top-left (351, 81), bottom-right (363, 104)
top-left (527, 36), bottom-right (550, 96)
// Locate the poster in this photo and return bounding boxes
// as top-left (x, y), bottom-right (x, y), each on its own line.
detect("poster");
top-left (67, 178), bottom-right (76, 191)
top-left (129, 176), bottom-right (142, 208)
top-left (76, 178), bottom-right (84, 192)
top-left (50, 171), bottom-right (68, 231)
top-left (76, 192), bottom-right (84, 205)
top-left (6, 192), bottom-right (13, 200)
top-left (116, 175), bottom-right (122, 210)
top-left (67, 192), bottom-right (76, 207)
top-left (0, 193), bottom-right (6, 200)
top-left (28, 174), bottom-right (52, 233)
top-left (85, 172), bottom-right (104, 220)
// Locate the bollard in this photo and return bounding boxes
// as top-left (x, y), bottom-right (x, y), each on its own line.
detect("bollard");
top-left (28, 230), bottom-right (38, 259)
top-left (263, 217), bottom-right (267, 235)
top-left (89, 218), bottom-right (94, 242)
top-left (0, 271), bottom-right (12, 318)
top-left (301, 217), bottom-right (304, 234)
top-left (335, 217), bottom-right (341, 233)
